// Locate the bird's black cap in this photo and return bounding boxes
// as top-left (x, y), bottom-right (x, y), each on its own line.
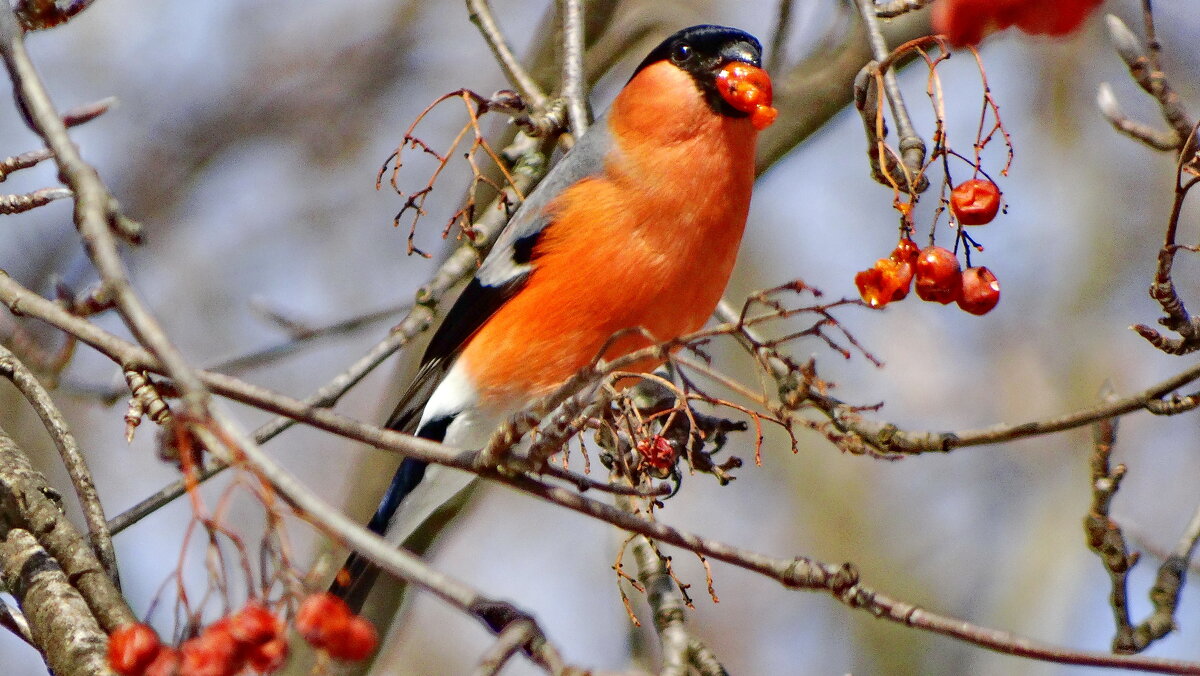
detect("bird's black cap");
top-left (632, 25), bottom-right (764, 118)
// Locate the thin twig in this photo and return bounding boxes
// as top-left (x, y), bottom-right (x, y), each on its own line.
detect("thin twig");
top-left (466, 0), bottom-right (548, 111)
top-left (1103, 13), bottom-right (1196, 164)
top-left (189, 417), bottom-right (575, 674)
top-left (0, 345), bottom-right (119, 586)
top-left (0, 186), bottom-right (71, 214)
top-left (0, 4), bottom-right (212, 418)
top-left (104, 133), bottom-right (549, 534)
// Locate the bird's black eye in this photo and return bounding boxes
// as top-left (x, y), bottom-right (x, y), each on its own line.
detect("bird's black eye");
top-left (671, 41), bottom-right (692, 63)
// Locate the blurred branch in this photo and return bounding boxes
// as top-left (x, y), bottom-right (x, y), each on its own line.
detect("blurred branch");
top-left (766, 0), bottom-right (794, 74)
top-left (104, 134), bottom-right (549, 535)
top-left (0, 597), bottom-right (33, 646)
top-left (0, 423), bottom-right (135, 633)
top-left (0, 529), bottom-right (109, 676)
top-left (873, 0), bottom-right (935, 18)
top-left (0, 4), bottom-right (211, 417)
top-left (0, 186), bottom-right (71, 214)
top-left (1100, 12), bottom-right (1197, 169)
top-left (0, 345), bottom-right (118, 585)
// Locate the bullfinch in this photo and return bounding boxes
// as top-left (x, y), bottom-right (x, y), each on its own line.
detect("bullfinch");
top-left (334, 24), bottom-right (776, 610)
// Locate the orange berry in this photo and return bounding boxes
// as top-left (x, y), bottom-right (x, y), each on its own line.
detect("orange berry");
top-left (855, 266), bottom-right (889, 308)
top-left (296, 592), bottom-right (352, 649)
top-left (247, 636), bottom-right (289, 673)
top-left (716, 62), bottom-right (775, 127)
top-left (325, 615), bottom-right (379, 662)
top-left (230, 602), bottom-right (282, 647)
top-left (180, 623), bottom-right (245, 676)
top-left (108, 623), bottom-right (161, 676)
top-left (143, 647), bottom-right (181, 676)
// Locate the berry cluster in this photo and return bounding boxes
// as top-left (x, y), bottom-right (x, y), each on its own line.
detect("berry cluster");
top-left (855, 179), bottom-right (1002, 315)
top-left (107, 594), bottom-right (377, 675)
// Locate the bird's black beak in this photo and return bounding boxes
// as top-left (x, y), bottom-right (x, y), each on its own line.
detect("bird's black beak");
top-left (716, 39), bottom-right (762, 70)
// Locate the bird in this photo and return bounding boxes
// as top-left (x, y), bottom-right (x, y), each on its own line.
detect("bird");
top-left (333, 24), bottom-right (777, 611)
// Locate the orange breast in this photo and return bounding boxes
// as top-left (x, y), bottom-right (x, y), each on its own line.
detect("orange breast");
top-left (459, 61), bottom-right (758, 411)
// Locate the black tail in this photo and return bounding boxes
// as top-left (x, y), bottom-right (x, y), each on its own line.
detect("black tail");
top-left (331, 458), bottom-right (429, 612)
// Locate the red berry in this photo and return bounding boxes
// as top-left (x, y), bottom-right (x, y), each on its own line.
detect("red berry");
top-left (716, 62), bottom-right (778, 130)
top-left (933, 0), bottom-right (1102, 46)
top-left (958, 266), bottom-right (1001, 315)
top-left (749, 104), bottom-right (778, 130)
top-left (179, 623), bottom-right (245, 676)
top-left (108, 623), bottom-right (162, 676)
top-left (890, 238), bottom-right (920, 265)
top-left (296, 593), bottom-right (352, 649)
top-left (325, 615), bottom-right (379, 662)
top-left (247, 636), bottom-right (289, 673)
top-left (716, 62), bottom-right (773, 112)
top-left (914, 246), bottom-right (962, 304)
top-left (636, 435), bottom-right (676, 470)
top-left (230, 602), bottom-right (281, 647)
top-left (143, 647), bottom-right (181, 676)
top-left (950, 179), bottom-right (1001, 225)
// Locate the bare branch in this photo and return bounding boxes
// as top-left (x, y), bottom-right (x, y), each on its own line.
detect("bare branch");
top-left (0, 424), bottom-right (135, 633)
top-left (557, 0), bottom-right (588, 137)
top-left (0, 4), bottom-right (211, 417)
top-left (466, 0), bottom-right (548, 111)
top-left (0, 345), bottom-right (118, 586)
top-left (0, 529), bottom-right (109, 676)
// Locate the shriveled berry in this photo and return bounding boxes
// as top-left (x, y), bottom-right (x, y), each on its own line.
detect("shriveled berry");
top-left (915, 246), bottom-right (962, 304)
top-left (877, 257), bottom-right (914, 302)
top-left (636, 435), bottom-right (676, 470)
top-left (890, 238), bottom-right (920, 264)
top-left (855, 266), bottom-right (889, 308)
top-left (958, 266), bottom-right (1001, 315)
top-left (950, 179), bottom-right (1001, 225)
top-left (108, 623), bottom-right (162, 676)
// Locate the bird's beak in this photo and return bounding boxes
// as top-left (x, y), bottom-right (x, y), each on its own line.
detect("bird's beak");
top-left (715, 40), bottom-right (762, 71)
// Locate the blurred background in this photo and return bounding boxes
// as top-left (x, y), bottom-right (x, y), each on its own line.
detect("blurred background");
top-left (2, 0), bottom-right (1199, 674)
